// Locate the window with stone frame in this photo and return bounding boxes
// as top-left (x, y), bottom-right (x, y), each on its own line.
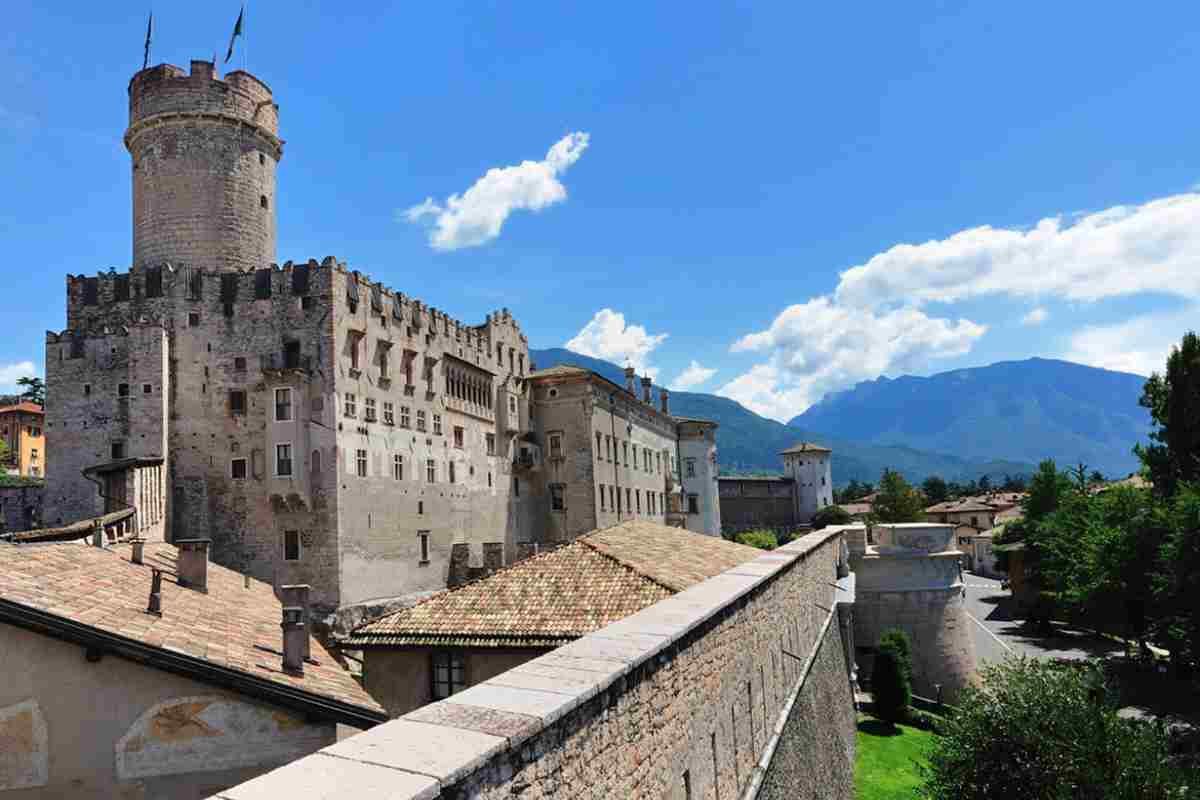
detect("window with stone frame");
top-left (364, 397), bottom-right (377, 422)
top-left (229, 390), bottom-right (247, 415)
top-left (344, 393), bottom-right (357, 418)
top-left (356, 449), bottom-right (368, 477)
top-left (393, 453), bottom-right (404, 480)
top-left (231, 458), bottom-right (248, 480)
top-left (686, 458), bottom-right (697, 478)
top-left (449, 461), bottom-right (457, 484)
top-left (550, 483), bottom-right (566, 511)
top-left (636, 490), bottom-right (641, 514)
top-left (378, 341), bottom-right (390, 378)
top-left (274, 388), bottom-right (292, 421)
top-left (486, 433), bottom-right (496, 456)
top-left (687, 494), bottom-right (700, 514)
top-left (276, 443), bottom-right (293, 477)
top-left (431, 651), bottom-right (464, 699)
top-left (432, 412), bottom-right (442, 436)
top-left (632, 444), bottom-right (638, 468)
top-left (283, 530), bottom-right (301, 561)
top-left (118, 383), bottom-right (130, 398)
top-left (599, 484), bottom-right (606, 511)
top-left (418, 531), bottom-right (431, 564)
top-left (454, 426), bottom-right (464, 448)
top-left (400, 405), bottom-right (411, 428)
top-left (349, 333), bottom-right (361, 371)
top-left (383, 401), bottom-right (395, 425)
top-left (595, 432), bottom-right (602, 461)
top-left (548, 432), bottom-right (563, 460)
top-left (645, 450), bottom-right (651, 472)
top-left (623, 442), bottom-right (629, 467)
top-left (416, 409), bottom-right (427, 432)
top-left (426, 458), bottom-right (436, 483)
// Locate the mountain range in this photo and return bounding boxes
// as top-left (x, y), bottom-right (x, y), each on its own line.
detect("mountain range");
top-left (531, 348), bottom-right (1042, 486)
top-left (788, 357), bottom-right (1152, 478)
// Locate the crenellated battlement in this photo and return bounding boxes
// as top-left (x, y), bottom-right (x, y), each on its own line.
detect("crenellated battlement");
top-left (63, 258), bottom-right (529, 349)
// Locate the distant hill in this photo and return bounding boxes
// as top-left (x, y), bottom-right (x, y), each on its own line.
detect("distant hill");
top-left (529, 348), bottom-right (1033, 486)
top-left (788, 357), bottom-right (1152, 478)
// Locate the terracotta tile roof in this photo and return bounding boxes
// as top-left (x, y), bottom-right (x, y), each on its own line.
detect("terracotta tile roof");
top-left (0, 540), bottom-right (383, 720)
top-left (345, 521), bottom-right (760, 648)
top-left (526, 365), bottom-right (590, 380)
top-left (924, 499), bottom-right (997, 514)
top-left (780, 441), bottom-right (832, 454)
top-left (0, 402), bottom-right (43, 416)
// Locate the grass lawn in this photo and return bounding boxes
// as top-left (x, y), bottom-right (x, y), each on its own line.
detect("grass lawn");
top-left (855, 715), bottom-right (935, 800)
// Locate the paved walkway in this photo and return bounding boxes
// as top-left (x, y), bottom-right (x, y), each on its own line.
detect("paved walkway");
top-left (961, 573), bottom-right (1123, 666)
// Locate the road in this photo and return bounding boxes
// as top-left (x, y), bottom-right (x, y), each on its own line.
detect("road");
top-left (961, 573), bottom-right (1123, 666)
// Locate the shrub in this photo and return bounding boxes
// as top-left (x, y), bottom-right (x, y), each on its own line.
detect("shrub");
top-left (734, 530), bottom-right (778, 550)
top-left (872, 628), bottom-right (913, 723)
top-left (812, 504), bottom-right (852, 530)
top-left (920, 658), bottom-right (1192, 800)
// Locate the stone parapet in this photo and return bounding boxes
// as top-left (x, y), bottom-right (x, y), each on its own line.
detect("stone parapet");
top-left (209, 529), bottom-right (856, 800)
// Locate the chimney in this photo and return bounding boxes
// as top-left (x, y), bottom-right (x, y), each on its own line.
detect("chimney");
top-left (91, 520), bottom-right (103, 548)
top-left (624, 365), bottom-right (636, 394)
top-left (660, 388), bottom-right (671, 415)
top-left (176, 539), bottom-right (210, 593)
top-left (280, 584), bottom-right (311, 662)
top-left (281, 606), bottom-right (306, 676)
top-left (146, 568), bottom-right (163, 617)
top-left (130, 537), bottom-right (146, 565)
top-left (641, 375), bottom-right (653, 404)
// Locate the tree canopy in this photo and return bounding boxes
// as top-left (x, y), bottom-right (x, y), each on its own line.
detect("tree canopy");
top-left (872, 469), bottom-right (925, 523)
top-left (15, 376), bottom-right (44, 407)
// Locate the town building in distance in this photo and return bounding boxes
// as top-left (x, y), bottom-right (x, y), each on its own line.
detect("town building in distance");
top-left (43, 58), bottom-right (719, 620)
top-left (718, 441), bottom-right (834, 534)
top-left (0, 402), bottom-right (45, 478)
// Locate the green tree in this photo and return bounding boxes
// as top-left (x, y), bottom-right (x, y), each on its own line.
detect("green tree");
top-left (1158, 485), bottom-right (1200, 671)
top-left (811, 504), bottom-right (852, 530)
top-left (1137, 331), bottom-right (1200, 497)
top-left (873, 469), bottom-right (925, 523)
top-left (921, 475), bottom-right (949, 504)
top-left (15, 376), bottom-right (44, 407)
top-left (0, 438), bottom-right (11, 468)
top-left (872, 629), bottom-right (912, 724)
top-left (920, 659), bottom-right (1192, 800)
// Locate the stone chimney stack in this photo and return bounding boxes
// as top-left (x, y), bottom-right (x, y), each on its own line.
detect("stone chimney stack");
top-left (624, 365), bottom-right (636, 395)
top-left (130, 537), bottom-right (146, 565)
top-left (176, 539), bottom-right (210, 593)
top-left (281, 606), bottom-right (306, 676)
top-left (280, 584), bottom-right (311, 662)
top-left (641, 376), bottom-right (653, 404)
top-left (661, 388), bottom-right (671, 415)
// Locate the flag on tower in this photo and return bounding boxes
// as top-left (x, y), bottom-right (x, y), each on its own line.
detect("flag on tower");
top-left (224, 6), bottom-right (244, 64)
top-left (142, 12), bottom-right (153, 69)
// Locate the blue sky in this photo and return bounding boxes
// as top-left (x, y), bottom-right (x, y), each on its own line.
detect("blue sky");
top-left (4, 2), bottom-right (1199, 420)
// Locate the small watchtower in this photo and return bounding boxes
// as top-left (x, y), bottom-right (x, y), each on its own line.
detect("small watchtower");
top-left (125, 60), bottom-right (282, 273)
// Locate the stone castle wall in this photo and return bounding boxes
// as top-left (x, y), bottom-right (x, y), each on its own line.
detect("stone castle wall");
top-left (0, 484), bottom-right (44, 533)
top-left (209, 529), bottom-right (856, 800)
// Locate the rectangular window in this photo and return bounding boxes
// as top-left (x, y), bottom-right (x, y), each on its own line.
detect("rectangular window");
top-left (230, 390), bottom-right (247, 415)
top-left (605, 435), bottom-right (612, 462)
top-left (426, 458), bottom-right (436, 483)
top-left (596, 432), bottom-right (602, 461)
top-left (551, 483), bottom-right (565, 511)
top-left (418, 531), bottom-right (431, 563)
top-left (234, 356), bottom-right (246, 371)
top-left (254, 268), bottom-right (272, 299)
top-left (379, 344), bottom-right (390, 378)
top-left (599, 484), bottom-right (606, 511)
top-left (486, 433), bottom-right (496, 456)
top-left (657, 452), bottom-right (662, 474)
top-left (145, 266), bottom-right (163, 298)
top-left (283, 530), bottom-right (301, 561)
top-left (344, 393), bottom-right (357, 418)
top-left (118, 383), bottom-right (130, 398)
top-left (276, 443), bottom-right (293, 476)
top-left (356, 449), bottom-right (368, 477)
top-left (284, 340), bottom-right (301, 369)
top-left (433, 413), bottom-right (442, 435)
top-left (431, 651), bottom-right (465, 699)
top-left (632, 444), bottom-right (638, 467)
top-left (449, 461), bottom-right (456, 484)
top-left (111, 441), bottom-right (126, 460)
top-left (549, 433), bottom-right (563, 460)
top-left (231, 458), bottom-right (247, 479)
top-left (623, 442), bottom-right (629, 467)
top-left (688, 494), bottom-right (699, 514)
top-left (349, 335), bottom-right (360, 370)
top-left (416, 410), bottom-right (427, 432)
top-left (188, 312), bottom-right (200, 327)
top-left (617, 487), bottom-right (622, 514)
top-left (83, 383), bottom-right (91, 396)
top-left (143, 383), bottom-right (152, 394)
top-left (274, 388), bottom-right (292, 421)
top-left (686, 458), bottom-right (697, 478)
top-left (400, 405), bottom-right (411, 428)
top-left (626, 488), bottom-right (632, 513)
top-left (383, 401), bottom-right (395, 425)
top-left (365, 397), bottom-right (377, 422)
top-left (393, 453), bottom-right (404, 480)
top-left (454, 426), bottom-right (464, 448)
top-left (636, 490), bottom-right (641, 514)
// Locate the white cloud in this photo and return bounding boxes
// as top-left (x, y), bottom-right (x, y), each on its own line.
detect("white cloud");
top-left (1064, 307), bottom-right (1196, 377)
top-left (718, 298), bottom-right (985, 421)
top-left (565, 309), bottom-right (667, 379)
top-left (671, 361), bottom-right (717, 391)
top-left (402, 132), bottom-right (590, 251)
top-left (834, 192), bottom-right (1200, 309)
top-left (0, 361), bottom-right (36, 394)
top-left (1021, 307), bottom-right (1049, 326)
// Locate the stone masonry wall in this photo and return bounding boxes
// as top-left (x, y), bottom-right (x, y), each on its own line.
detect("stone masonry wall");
top-left (0, 485), bottom-right (44, 533)
top-left (211, 529), bottom-right (856, 800)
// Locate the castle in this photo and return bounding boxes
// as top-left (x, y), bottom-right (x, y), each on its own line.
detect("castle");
top-left (44, 59), bottom-right (720, 617)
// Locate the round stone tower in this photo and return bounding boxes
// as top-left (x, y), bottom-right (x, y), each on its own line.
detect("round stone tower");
top-left (125, 60), bottom-right (282, 272)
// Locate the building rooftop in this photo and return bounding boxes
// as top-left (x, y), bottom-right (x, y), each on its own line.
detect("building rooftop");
top-left (0, 402), bottom-right (43, 416)
top-left (344, 520), bottom-right (760, 649)
top-left (718, 475), bottom-right (793, 483)
top-left (780, 441), bottom-right (832, 455)
top-left (0, 539), bottom-right (385, 725)
top-left (924, 498), bottom-right (999, 514)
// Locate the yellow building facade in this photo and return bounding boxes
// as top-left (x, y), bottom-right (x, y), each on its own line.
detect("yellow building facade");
top-left (0, 402), bottom-right (45, 478)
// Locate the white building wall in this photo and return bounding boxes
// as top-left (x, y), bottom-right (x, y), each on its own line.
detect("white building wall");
top-left (679, 425), bottom-right (721, 536)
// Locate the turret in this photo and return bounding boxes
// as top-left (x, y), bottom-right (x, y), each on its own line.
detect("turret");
top-left (125, 60), bottom-right (282, 272)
